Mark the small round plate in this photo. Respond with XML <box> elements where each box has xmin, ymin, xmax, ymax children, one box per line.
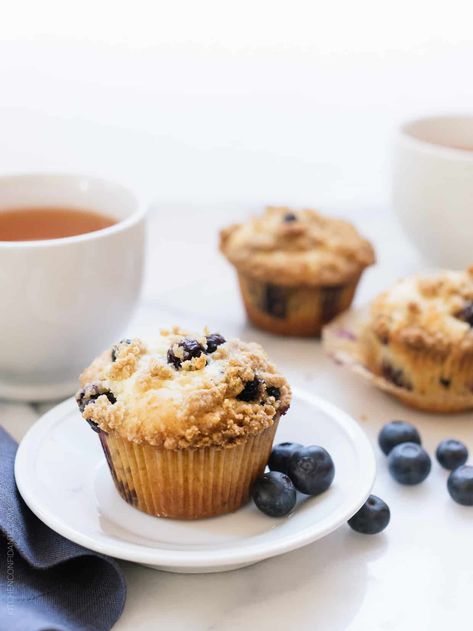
<box><xmin>15</xmin><ymin>389</ymin><xmax>375</xmax><ymax>573</ymax></box>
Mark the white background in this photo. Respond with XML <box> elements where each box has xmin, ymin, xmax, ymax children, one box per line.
<box><xmin>0</xmin><ymin>0</ymin><xmax>472</xmax><ymax>207</ymax></box>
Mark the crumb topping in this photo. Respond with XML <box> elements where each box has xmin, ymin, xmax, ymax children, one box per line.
<box><xmin>220</xmin><ymin>206</ymin><xmax>375</xmax><ymax>285</ymax></box>
<box><xmin>369</xmin><ymin>268</ymin><xmax>473</xmax><ymax>355</ymax></box>
<box><xmin>76</xmin><ymin>327</ymin><xmax>291</xmax><ymax>449</ymax></box>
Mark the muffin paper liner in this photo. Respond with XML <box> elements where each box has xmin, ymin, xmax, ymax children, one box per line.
<box><xmin>322</xmin><ymin>306</ymin><xmax>473</xmax><ymax>413</ymax></box>
<box><xmin>98</xmin><ymin>419</ymin><xmax>279</xmax><ymax>519</ymax></box>
<box><xmin>237</xmin><ymin>272</ymin><xmax>361</xmax><ymax>337</ymax></box>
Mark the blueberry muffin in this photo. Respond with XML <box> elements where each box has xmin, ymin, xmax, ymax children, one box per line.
<box><xmin>76</xmin><ymin>327</ymin><xmax>291</xmax><ymax>519</ymax></box>
<box><xmin>363</xmin><ymin>268</ymin><xmax>473</xmax><ymax>412</ymax></box>
<box><xmin>220</xmin><ymin>206</ymin><xmax>375</xmax><ymax>336</ymax></box>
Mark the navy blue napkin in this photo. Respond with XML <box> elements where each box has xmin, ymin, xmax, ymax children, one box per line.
<box><xmin>0</xmin><ymin>426</ymin><xmax>126</xmax><ymax>631</ymax></box>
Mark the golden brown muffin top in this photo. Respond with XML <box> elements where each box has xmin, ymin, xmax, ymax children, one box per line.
<box><xmin>369</xmin><ymin>268</ymin><xmax>473</xmax><ymax>356</ymax></box>
<box><xmin>76</xmin><ymin>327</ymin><xmax>291</xmax><ymax>449</ymax></box>
<box><xmin>220</xmin><ymin>206</ymin><xmax>375</xmax><ymax>286</ymax></box>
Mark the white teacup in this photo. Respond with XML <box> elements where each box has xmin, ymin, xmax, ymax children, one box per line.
<box><xmin>392</xmin><ymin>115</ymin><xmax>473</xmax><ymax>268</ymax></box>
<box><xmin>0</xmin><ymin>174</ymin><xmax>145</xmax><ymax>401</ymax></box>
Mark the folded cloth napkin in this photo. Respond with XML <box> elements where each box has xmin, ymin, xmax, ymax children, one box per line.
<box><xmin>0</xmin><ymin>426</ymin><xmax>126</xmax><ymax>631</ymax></box>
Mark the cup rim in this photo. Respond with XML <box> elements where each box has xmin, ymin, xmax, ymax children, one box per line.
<box><xmin>399</xmin><ymin>114</ymin><xmax>473</xmax><ymax>161</ymax></box>
<box><xmin>0</xmin><ymin>172</ymin><xmax>146</xmax><ymax>248</ymax></box>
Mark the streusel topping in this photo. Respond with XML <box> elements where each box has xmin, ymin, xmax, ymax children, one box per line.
<box><xmin>220</xmin><ymin>206</ymin><xmax>375</xmax><ymax>285</ymax></box>
<box><xmin>369</xmin><ymin>269</ymin><xmax>473</xmax><ymax>355</ymax></box>
<box><xmin>76</xmin><ymin>327</ymin><xmax>291</xmax><ymax>449</ymax></box>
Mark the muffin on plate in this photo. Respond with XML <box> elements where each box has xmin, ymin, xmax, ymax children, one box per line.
<box><xmin>75</xmin><ymin>327</ymin><xmax>291</xmax><ymax>519</ymax></box>
<box><xmin>220</xmin><ymin>206</ymin><xmax>375</xmax><ymax>336</ymax></box>
<box><xmin>361</xmin><ymin>268</ymin><xmax>473</xmax><ymax>412</ymax></box>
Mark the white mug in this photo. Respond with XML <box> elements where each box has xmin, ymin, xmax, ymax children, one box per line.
<box><xmin>0</xmin><ymin>173</ymin><xmax>145</xmax><ymax>401</ymax></box>
<box><xmin>392</xmin><ymin>115</ymin><xmax>473</xmax><ymax>268</ymax></box>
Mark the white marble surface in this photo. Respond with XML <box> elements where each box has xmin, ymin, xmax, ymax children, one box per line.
<box><xmin>2</xmin><ymin>205</ymin><xmax>473</xmax><ymax>630</ymax></box>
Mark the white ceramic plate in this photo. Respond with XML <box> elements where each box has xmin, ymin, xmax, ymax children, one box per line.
<box><xmin>15</xmin><ymin>389</ymin><xmax>375</xmax><ymax>573</ymax></box>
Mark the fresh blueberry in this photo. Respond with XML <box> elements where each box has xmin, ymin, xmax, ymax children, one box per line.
<box><xmin>283</xmin><ymin>212</ymin><xmax>297</xmax><ymax>222</ymax></box>
<box><xmin>167</xmin><ymin>338</ymin><xmax>206</xmax><ymax>369</ymax></box>
<box><xmin>388</xmin><ymin>442</ymin><xmax>431</xmax><ymax>485</ymax></box>
<box><xmin>456</xmin><ymin>302</ymin><xmax>473</xmax><ymax>327</ymax></box>
<box><xmin>205</xmin><ymin>333</ymin><xmax>226</xmax><ymax>353</ymax></box>
<box><xmin>266</xmin><ymin>386</ymin><xmax>281</xmax><ymax>400</ymax></box>
<box><xmin>348</xmin><ymin>495</ymin><xmax>391</xmax><ymax>534</ymax></box>
<box><xmin>237</xmin><ymin>377</ymin><xmax>261</xmax><ymax>402</ymax></box>
<box><xmin>378</xmin><ymin>420</ymin><xmax>421</xmax><ymax>455</ymax></box>
<box><xmin>288</xmin><ymin>445</ymin><xmax>335</xmax><ymax>495</ymax></box>
<box><xmin>447</xmin><ymin>466</ymin><xmax>473</xmax><ymax>506</ymax></box>
<box><xmin>252</xmin><ymin>471</ymin><xmax>297</xmax><ymax>517</ymax></box>
<box><xmin>436</xmin><ymin>439</ymin><xmax>468</xmax><ymax>470</ymax></box>
<box><xmin>268</xmin><ymin>442</ymin><xmax>303</xmax><ymax>474</ymax></box>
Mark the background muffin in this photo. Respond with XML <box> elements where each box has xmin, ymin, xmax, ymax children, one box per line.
<box><xmin>76</xmin><ymin>327</ymin><xmax>291</xmax><ymax>519</ymax></box>
<box><xmin>362</xmin><ymin>268</ymin><xmax>473</xmax><ymax>412</ymax></box>
<box><xmin>220</xmin><ymin>206</ymin><xmax>375</xmax><ymax>336</ymax></box>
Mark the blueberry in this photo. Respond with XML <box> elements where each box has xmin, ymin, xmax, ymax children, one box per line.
<box><xmin>436</xmin><ymin>439</ymin><xmax>468</xmax><ymax>470</ymax></box>
<box><xmin>237</xmin><ymin>377</ymin><xmax>261</xmax><ymax>402</ymax></box>
<box><xmin>381</xmin><ymin>362</ymin><xmax>412</xmax><ymax>390</ymax></box>
<box><xmin>111</xmin><ymin>338</ymin><xmax>132</xmax><ymax>362</ymax></box>
<box><xmin>205</xmin><ymin>333</ymin><xmax>226</xmax><ymax>353</ymax></box>
<box><xmin>251</xmin><ymin>471</ymin><xmax>297</xmax><ymax>517</ymax></box>
<box><xmin>167</xmin><ymin>338</ymin><xmax>206</xmax><ymax>369</ymax></box>
<box><xmin>283</xmin><ymin>212</ymin><xmax>297</xmax><ymax>222</ymax></box>
<box><xmin>263</xmin><ymin>283</ymin><xmax>287</xmax><ymax>319</ymax></box>
<box><xmin>456</xmin><ymin>302</ymin><xmax>473</xmax><ymax>327</ymax></box>
<box><xmin>86</xmin><ymin>419</ymin><xmax>101</xmax><ymax>433</ymax></box>
<box><xmin>266</xmin><ymin>386</ymin><xmax>281</xmax><ymax>400</ymax></box>
<box><xmin>268</xmin><ymin>442</ymin><xmax>303</xmax><ymax>474</ymax></box>
<box><xmin>378</xmin><ymin>420</ymin><xmax>421</xmax><ymax>455</ymax></box>
<box><xmin>76</xmin><ymin>383</ymin><xmax>116</xmax><ymax>413</ymax></box>
<box><xmin>348</xmin><ymin>495</ymin><xmax>391</xmax><ymax>534</ymax></box>
<box><xmin>447</xmin><ymin>466</ymin><xmax>473</xmax><ymax>506</ymax></box>
<box><xmin>288</xmin><ymin>445</ymin><xmax>335</xmax><ymax>495</ymax></box>
<box><xmin>388</xmin><ymin>442</ymin><xmax>431</xmax><ymax>485</ymax></box>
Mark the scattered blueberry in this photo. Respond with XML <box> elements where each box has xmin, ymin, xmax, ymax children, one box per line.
<box><xmin>167</xmin><ymin>338</ymin><xmax>206</xmax><ymax>369</ymax></box>
<box><xmin>266</xmin><ymin>386</ymin><xmax>281</xmax><ymax>400</ymax></box>
<box><xmin>348</xmin><ymin>495</ymin><xmax>391</xmax><ymax>534</ymax></box>
<box><xmin>111</xmin><ymin>338</ymin><xmax>132</xmax><ymax>362</ymax></box>
<box><xmin>283</xmin><ymin>212</ymin><xmax>297</xmax><ymax>222</ymax></box>
<box><xmin>268</xmin><ymin>442</ymin><xmax>303</xmax><ymax>475</ymax></box>
<box><xmin>237</xmin><ymin>377</ymin><xmax>261</xmax><ymax>402</ymax></box>
<box><xmin>388</xmin><ymin>442</ymin><xmax>431</xmax><ymax>485</ymax></box>
<box><xmin>205</xmin><ymin>333</ymin><xmax>226</xmax><ymax>353</ymax></box>
<box><xmin>447</xmin><ymin>466</ymin><xmax>473</xmax><ymax>505</ymax></box>
<box><xmin>439</xmin><ymin>377</ymin><xmax>451</xmax><ymax>389</ymax></box>
<box><xmin>436</xmin><ymin>439</ymin><xmax>468</xmax><ymax>470</ymax></box>
<box><xmin>456</xmin><ymin>301</ymin><xmax>473</xmax><ymax>327</ymax></box>
<box><xmin>288</xmin><ymin>445</ymin><xmax>335</xmax><ymax>495</ymax></box>
<box><xmin>76</xmin><ymin>383</ymin><xmax>116</xmax><ymax>413</ymax></box>
<box><xmin>378</xmin><ymin>420</ymin><xmax>421</xmax><ymax>455</ymax></box>
<box><xmin>252</xmin><ymin>471</ymin><xmax>297</xmax><ymax>517</ymax></box>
